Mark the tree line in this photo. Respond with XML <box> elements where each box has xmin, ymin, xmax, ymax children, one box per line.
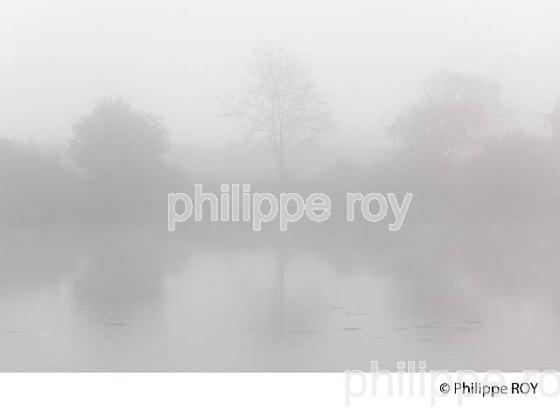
<box><xmin>1</xmin><ymin>45</ymin><xmax>559</xmax><ymax>229</ymax></box>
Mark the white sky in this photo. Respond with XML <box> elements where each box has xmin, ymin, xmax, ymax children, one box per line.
<box><xmin>2</xmin><ymin>0</ymin><xmax>560</xmax><ymax>151</ymax></box>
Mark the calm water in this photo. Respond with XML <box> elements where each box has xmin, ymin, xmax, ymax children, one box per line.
<box><xmin>0</xmin><ymin>227</ymin><xmax>559</xmax><ymax>371</ymax></box>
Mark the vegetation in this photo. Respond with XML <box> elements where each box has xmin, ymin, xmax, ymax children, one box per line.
<box><xmin>1</xmin><ymin>50</ymin><xmax>558</xmax><ymax>232</ymax></box>
<box><xmin>226</xmin><ymin>46</ymin><xmax>331</xmax><ymax>177</ymax></box>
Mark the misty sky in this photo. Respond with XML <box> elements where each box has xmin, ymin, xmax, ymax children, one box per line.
<box><xmin>2</xmin><ymin>0</ymin><xmax>560</xmax><ymax>155</ymax></box>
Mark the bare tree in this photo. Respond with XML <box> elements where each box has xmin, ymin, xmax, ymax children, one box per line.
<box><xmin>388</xmin><ymin>71</ymin><xmax>501</xmax><ymax>161</ymax></box>
<box><xmin>227</xmin><ymin>46</ymin><xmax>330</xmax><ymax>176</ymax></box>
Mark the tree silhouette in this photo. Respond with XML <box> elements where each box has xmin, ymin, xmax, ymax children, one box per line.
<box><xmin>388</xmin><ymin>71</ymin><xmax>501</xmax><ymax>161</ymax></box>
<box><xmin>71</xmin><ymin>98</ymin><xmax>169</xmax><ymax>181</ymax></box>
<box><xmin>227</xmin><ymin>46</ymin><xmax>330</xmax><ymax>176</ymax></box>
<box><xmin>70</xmin><ymin>98</ymin><xmax>170</xmax><ymax>221</ymax></box>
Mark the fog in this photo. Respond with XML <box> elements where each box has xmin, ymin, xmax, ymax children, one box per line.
<box><xmin>3</xmin><ymin>0</ymin><xmax>560</xmax><ymax>151</ymax></box>
<box><xmin>1</xmin><ymin>0</ymin><xmax>560</xmax><ymax>371</ymax></box>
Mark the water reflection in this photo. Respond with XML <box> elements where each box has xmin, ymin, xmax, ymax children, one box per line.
<box><xmin>0</xmin><ymin>226</ymin><xmax>558</xmax><ymax>371</ymax></box>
